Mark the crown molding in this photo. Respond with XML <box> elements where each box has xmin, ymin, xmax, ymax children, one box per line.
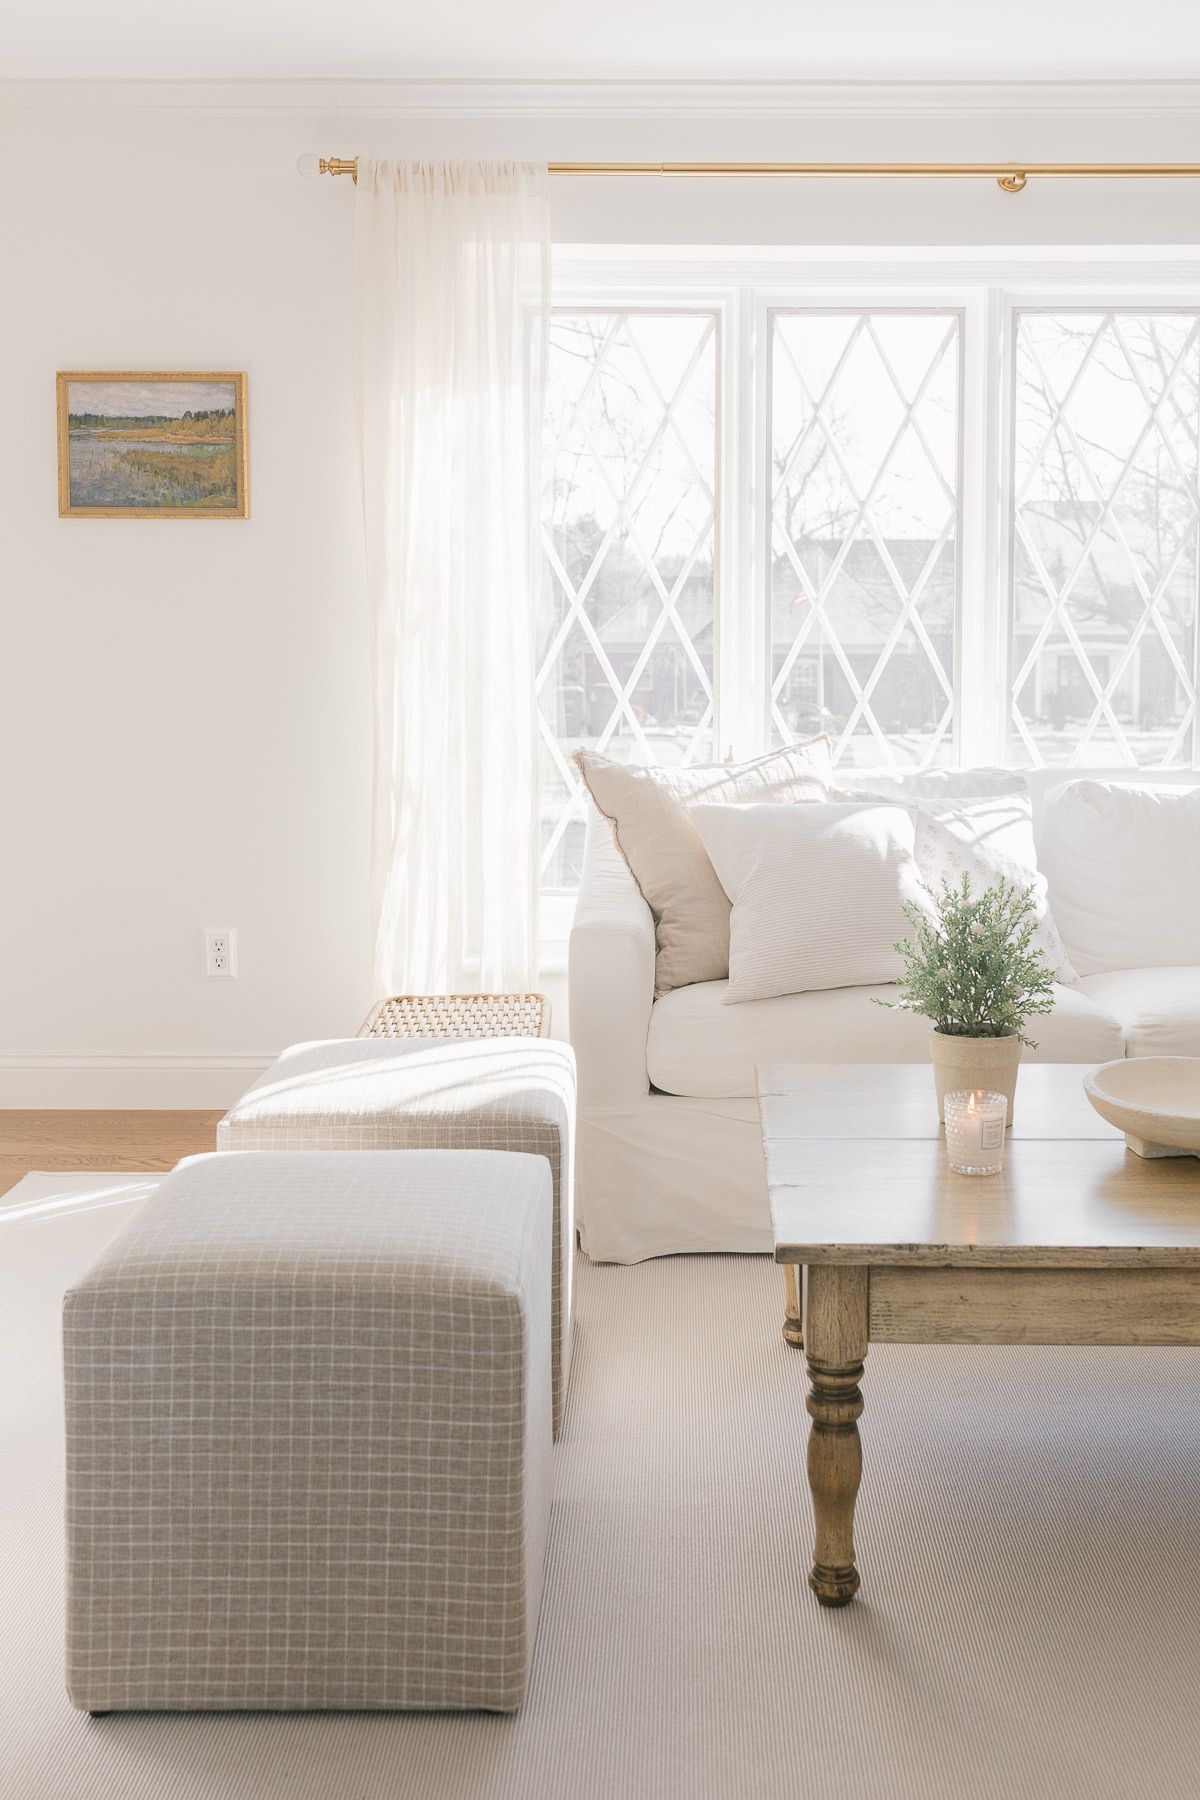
<box><xmin>5</xmin><ymin>78</ymin><xmax>1200</xmax><ymax>121</ymax></box>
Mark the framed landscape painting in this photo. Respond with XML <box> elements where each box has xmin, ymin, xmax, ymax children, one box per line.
<box><xmin>57</xmin><ymin>371</ymin><xmax>248</xmax><ymax>518</ymax></box>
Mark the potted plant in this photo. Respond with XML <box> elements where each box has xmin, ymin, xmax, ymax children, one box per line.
<box><xmin>878</xmin><ymin>873</ymin><xmax>1056</xmax><ymax>1124</ymax></box>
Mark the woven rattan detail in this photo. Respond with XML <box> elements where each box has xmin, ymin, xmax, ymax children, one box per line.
<box><xmin>358</xmin><ymin>993</ymin><xmax>550</xmax><ymax>1041</ymax></box>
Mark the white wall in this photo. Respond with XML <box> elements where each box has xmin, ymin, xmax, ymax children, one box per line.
<box><xmin>2</xmin><ymin>80</ymin><xmax>1199</xmax><ymax>1104</ymax></box>
<box><xmin>0</xmin><ymin>101</ymin><xmax>372</xmax><ymax>1104</ymax></box>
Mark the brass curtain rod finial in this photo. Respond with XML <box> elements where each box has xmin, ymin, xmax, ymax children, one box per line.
<box><xmin>297</xmin><ymin>153</ymin><xmax>360</xmax><ymax>182</ymax></box>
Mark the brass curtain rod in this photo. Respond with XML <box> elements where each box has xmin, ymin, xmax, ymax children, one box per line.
<box><xmin>313</xmin><ymin>156</ymin><xmax>1200</xmax><ymax>194</ymax></box>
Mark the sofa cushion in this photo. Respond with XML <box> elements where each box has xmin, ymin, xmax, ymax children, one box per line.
<box><xmin>574</xmin><ymin>738</ymin><xmax>830</xmax><ymax>997</ymax></box>
<box><xmin>1075</xmin><ymin>968</ymin><xmax>1200</xmax><ymax>1058</ymax></box>
<box><xmin>1039</xmin><ymin>780</ymin><xmax>1200</xmax><ymax>976</ymax></box>
<box><xmin>646</xmin><ymin>978</ymin><xmax>1125</xmax><ymax>1100</ymax></box>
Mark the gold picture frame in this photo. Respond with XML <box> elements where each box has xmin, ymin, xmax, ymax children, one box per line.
<box><xmin>57</xmin><ymin>371</ymin><xmax>249</xmax><ymax>519</ymax></box>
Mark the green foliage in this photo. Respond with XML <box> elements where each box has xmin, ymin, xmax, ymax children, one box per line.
<box><xmin>69</xmin><ymin>409</ymin><xmax>233</xmax><ymax>432</ymax></box>
<box><xmin>877</xmin><ymin>873</ymin><xmax>1056</xmax><ymax>1047</ymax></box>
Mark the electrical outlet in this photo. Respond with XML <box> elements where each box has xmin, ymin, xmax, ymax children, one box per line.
<box><xmin>204</xmin><ymin>928</ymin><xmax>238</xmax><ymax>979</ymax></box>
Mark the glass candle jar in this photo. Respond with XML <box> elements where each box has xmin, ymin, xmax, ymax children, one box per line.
<box><xmin>944</xmin><ymin>1089</ymin><xmax>1008</xmax><ymax>1175</ymax></box>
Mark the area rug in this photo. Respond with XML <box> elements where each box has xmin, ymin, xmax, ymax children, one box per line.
<box><xmin>3</xmin><ymin>1171</ymin><xmax>1199</xmax><ymax>1800</ymax></box>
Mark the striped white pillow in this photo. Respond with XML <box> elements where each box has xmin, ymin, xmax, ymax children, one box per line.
<box><xmin>691</xmin><ymin>800</ymin><xmax>931</xmax><ymax>1003</ymax></box>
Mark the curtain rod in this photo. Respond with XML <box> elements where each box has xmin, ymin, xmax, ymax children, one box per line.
<box><xmin>303</xmin><ymin>155</ymin><xmax>1200</xmax><ymax>195</ymax></box>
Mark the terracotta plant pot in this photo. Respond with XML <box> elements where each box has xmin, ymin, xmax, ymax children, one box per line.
<box><xmin>928</xmin><ymin>1028</ymin><xmax>1022</xmax><ymax>1126</ymax></box>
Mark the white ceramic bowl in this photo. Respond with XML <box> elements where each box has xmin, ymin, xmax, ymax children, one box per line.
<box><xmin>1083</xmin><ymin>1057</ymin><xmax>1200</xmax><ymax>1158</ymax></box>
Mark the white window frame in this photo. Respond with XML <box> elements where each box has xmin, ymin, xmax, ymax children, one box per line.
<box><xmin>540</xmin><ymin>247</ymin><xmax>1200</xmax><ymax>948</ymax></box>
<box><xmin>761</xmin><ymin>296</ymin><xmax>969</xmax><ymax>768</ymax></box>
<box><xmin>539</xmin><ymin>282</ymin><xmax>733</xmax><ymax>949</ymax></box>
<box><xmin>1000</xmin><ymin>289</ymin><xmax>1200</xmax><ymax>771</ymax></box>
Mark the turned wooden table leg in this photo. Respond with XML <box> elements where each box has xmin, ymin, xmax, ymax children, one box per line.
<box><xmin>804</xmin><ymin>1265</ymin><xmax>868</xmax><ymax>1607</ymax></box>
<box><xmin>782</xmin><ymin>1262</ymin><xmax>804</xmax><ymax>1347</ymax></box>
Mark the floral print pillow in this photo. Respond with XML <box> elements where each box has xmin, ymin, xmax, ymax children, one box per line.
<box><xmin>912</xmin><ymin>795</ymin><xmax>1077</xmax><ymax>984</ymax></box>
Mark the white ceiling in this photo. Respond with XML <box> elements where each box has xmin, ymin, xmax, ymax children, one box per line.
<box><xmin>5</xmin><ymin>0</ymin><xmax>1200</xmax><ymax>82</ymax></box>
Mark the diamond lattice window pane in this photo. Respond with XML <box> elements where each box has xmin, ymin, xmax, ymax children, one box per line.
<box><xmin>1010</xmin><ymin>311</ymin><xmax>1200</xmax><ymax>768</ymax></box>
<box><xmin>538</xmin><ymin>313</ymin><xmax>717</xmax><ymax>888</ymax></box>
<box><xmin>769</xmin><ymin>312</ymin><xmax>960</xmax><ymax>769</ymax></box>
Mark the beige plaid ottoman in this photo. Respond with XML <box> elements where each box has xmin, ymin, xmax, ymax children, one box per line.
<box><xmin>63</xmin><ymin>1150</ymin><xmax>552</xmax><ymax>1714</ymax></box>
<box><xmin>218</xmin><ymin>1037</ymin><xmax>575</xmax><ymax>1435</ymax></box>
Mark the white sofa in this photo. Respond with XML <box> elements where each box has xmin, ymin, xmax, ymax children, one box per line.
<box><xmin>569</xmin><ymin>769</ymin><xmax>1200</xmax><ymax>1263</ymax></box>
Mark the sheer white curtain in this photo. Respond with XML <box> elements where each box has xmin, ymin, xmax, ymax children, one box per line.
<box><xmin>355</xmin><ymin>159</ymin><xmax>550</xmax><ymax>995</ymax></box>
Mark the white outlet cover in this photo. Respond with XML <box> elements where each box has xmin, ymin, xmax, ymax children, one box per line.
<box><xmin>204</xmin><ymin>928</ymin><xmax>238</xmax><ymax>978</ymax></box>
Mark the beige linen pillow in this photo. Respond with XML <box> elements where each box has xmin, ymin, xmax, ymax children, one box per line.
<box><xmin>576</xmin><ymin>738</ymin><xmax>831</xmax><ymax>995</ymax></box>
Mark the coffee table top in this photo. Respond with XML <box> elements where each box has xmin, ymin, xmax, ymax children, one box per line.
<box><xmin>759</xmin><ymin>1064</ymin><xmax>1200</xmax><ymax>1270</ymax></box>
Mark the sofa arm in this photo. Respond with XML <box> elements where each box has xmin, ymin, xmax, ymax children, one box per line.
<box><xmin>569</xmin><ymin>809</ymin><xmax>655</xmax><ymax>1107</ymax></box>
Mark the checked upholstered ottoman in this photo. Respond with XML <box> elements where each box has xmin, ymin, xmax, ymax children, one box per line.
<box><xmin>63</xmin><ymin>1150</ymin><xmax>552</xmax><ymax>1714</ymax></box>
<box><xmin>218</xmin><ymin>1036</ymin><xmax>576</xmax><ymax>1435</ymax></box>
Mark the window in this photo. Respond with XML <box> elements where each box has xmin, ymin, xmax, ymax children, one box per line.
<box><xmin>538</xmin><ymin>267</ymin><xmax>1200</xmax><ymax>893</ymax></box>
<box><xmin>769</xmin><ymin>310</ymin><xmax>960</xmax><ymax>766</ymax></box>
<box><xmin>538</xmin><ymin>312</ymin><xmax>717</xmax><ymax>888</ymax></box>
<box><xmin>1010</xmin><ymin>310</ymin><xmax>1199</xmax><ymax>768</ymax></box>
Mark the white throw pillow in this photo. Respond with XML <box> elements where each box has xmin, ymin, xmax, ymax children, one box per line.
<box><xmin>691</xmin><ymin>800</ymin><xmax>930</xmax><ymax>1004</ymax></box>
<box><xmin>911</xmin><ymin>795</ymin><xmax>1078</xmax><ymax>984</ymax></box>
<box><xmin>1038</xmin><ymin>781</ymin><xmax>1200</xmax><ymax>977</ymax></box>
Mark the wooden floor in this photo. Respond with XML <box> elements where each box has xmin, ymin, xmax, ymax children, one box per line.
<box><xmin>0</xmin><ymin>1111</ymin><xmax>222</xmax><ymax>1199</ymax></box>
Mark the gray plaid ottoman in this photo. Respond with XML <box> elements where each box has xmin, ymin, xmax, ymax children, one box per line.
<box><xmin>218</xmin><ymin>1037</ymin><xmax>575</xmax><ymax>1435</ymax></box>
<box><xmin>63</xmin><ymin>1150</ymin><xmax>552</xmax><ymax>1714</ymax></box>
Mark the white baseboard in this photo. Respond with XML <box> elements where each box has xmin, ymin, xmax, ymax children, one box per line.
<box><xmin>0</xmin><ymin>1055</ymin><xmax>274</xmax><ymax>1110</ymax></box>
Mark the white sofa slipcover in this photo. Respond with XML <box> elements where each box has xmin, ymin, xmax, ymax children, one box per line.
<box><xmin>1075</xmin><ymin>969</ymin><xmax>1200</xmax><ymax>1058</ymax></box>
<box><xmin>647</xmin><ymin>977</ymin><xmax>1124</xmax><ymax>1101</ymax></box>
<box><xmin>570</xmin><ymin>769</ymin><xmax>1200</xmax><ymax>1264</ymax></box>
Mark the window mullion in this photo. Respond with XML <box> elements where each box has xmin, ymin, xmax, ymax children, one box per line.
<box><xmin>747</xmin><ymin>290</ymin><xmax>772</xmax><ymax>758</ymax></box>
<box><xmin>712</xmin><ymin>285</ymin><xmax>764</xmax><ymax>763</ymax></box>
<box><xmin>712</xmin><ymin>289</ymin><xmax>740</xmax><ymax>762</ymax></box>
<box><xmin>992</xmin><ymin>287</ymin><xmax>1019</xmax><ymax>767</ymax></box>
<box><xmin>959</xmin><ymin>285</ymin><xmax>1007</xmax><ymax>765</ymax></box>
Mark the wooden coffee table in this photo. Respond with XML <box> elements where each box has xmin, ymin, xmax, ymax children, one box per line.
<box><xmin>758</xmin><ymin>1063</ymin><xmax>1200</xmax><ymax>1608</ymax></box>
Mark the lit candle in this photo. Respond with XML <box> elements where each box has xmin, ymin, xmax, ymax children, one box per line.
<box><xmin>944</xmin><ymin>1089</ymin><xmax>1008</xmax><ymax>1176</ymax></box>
